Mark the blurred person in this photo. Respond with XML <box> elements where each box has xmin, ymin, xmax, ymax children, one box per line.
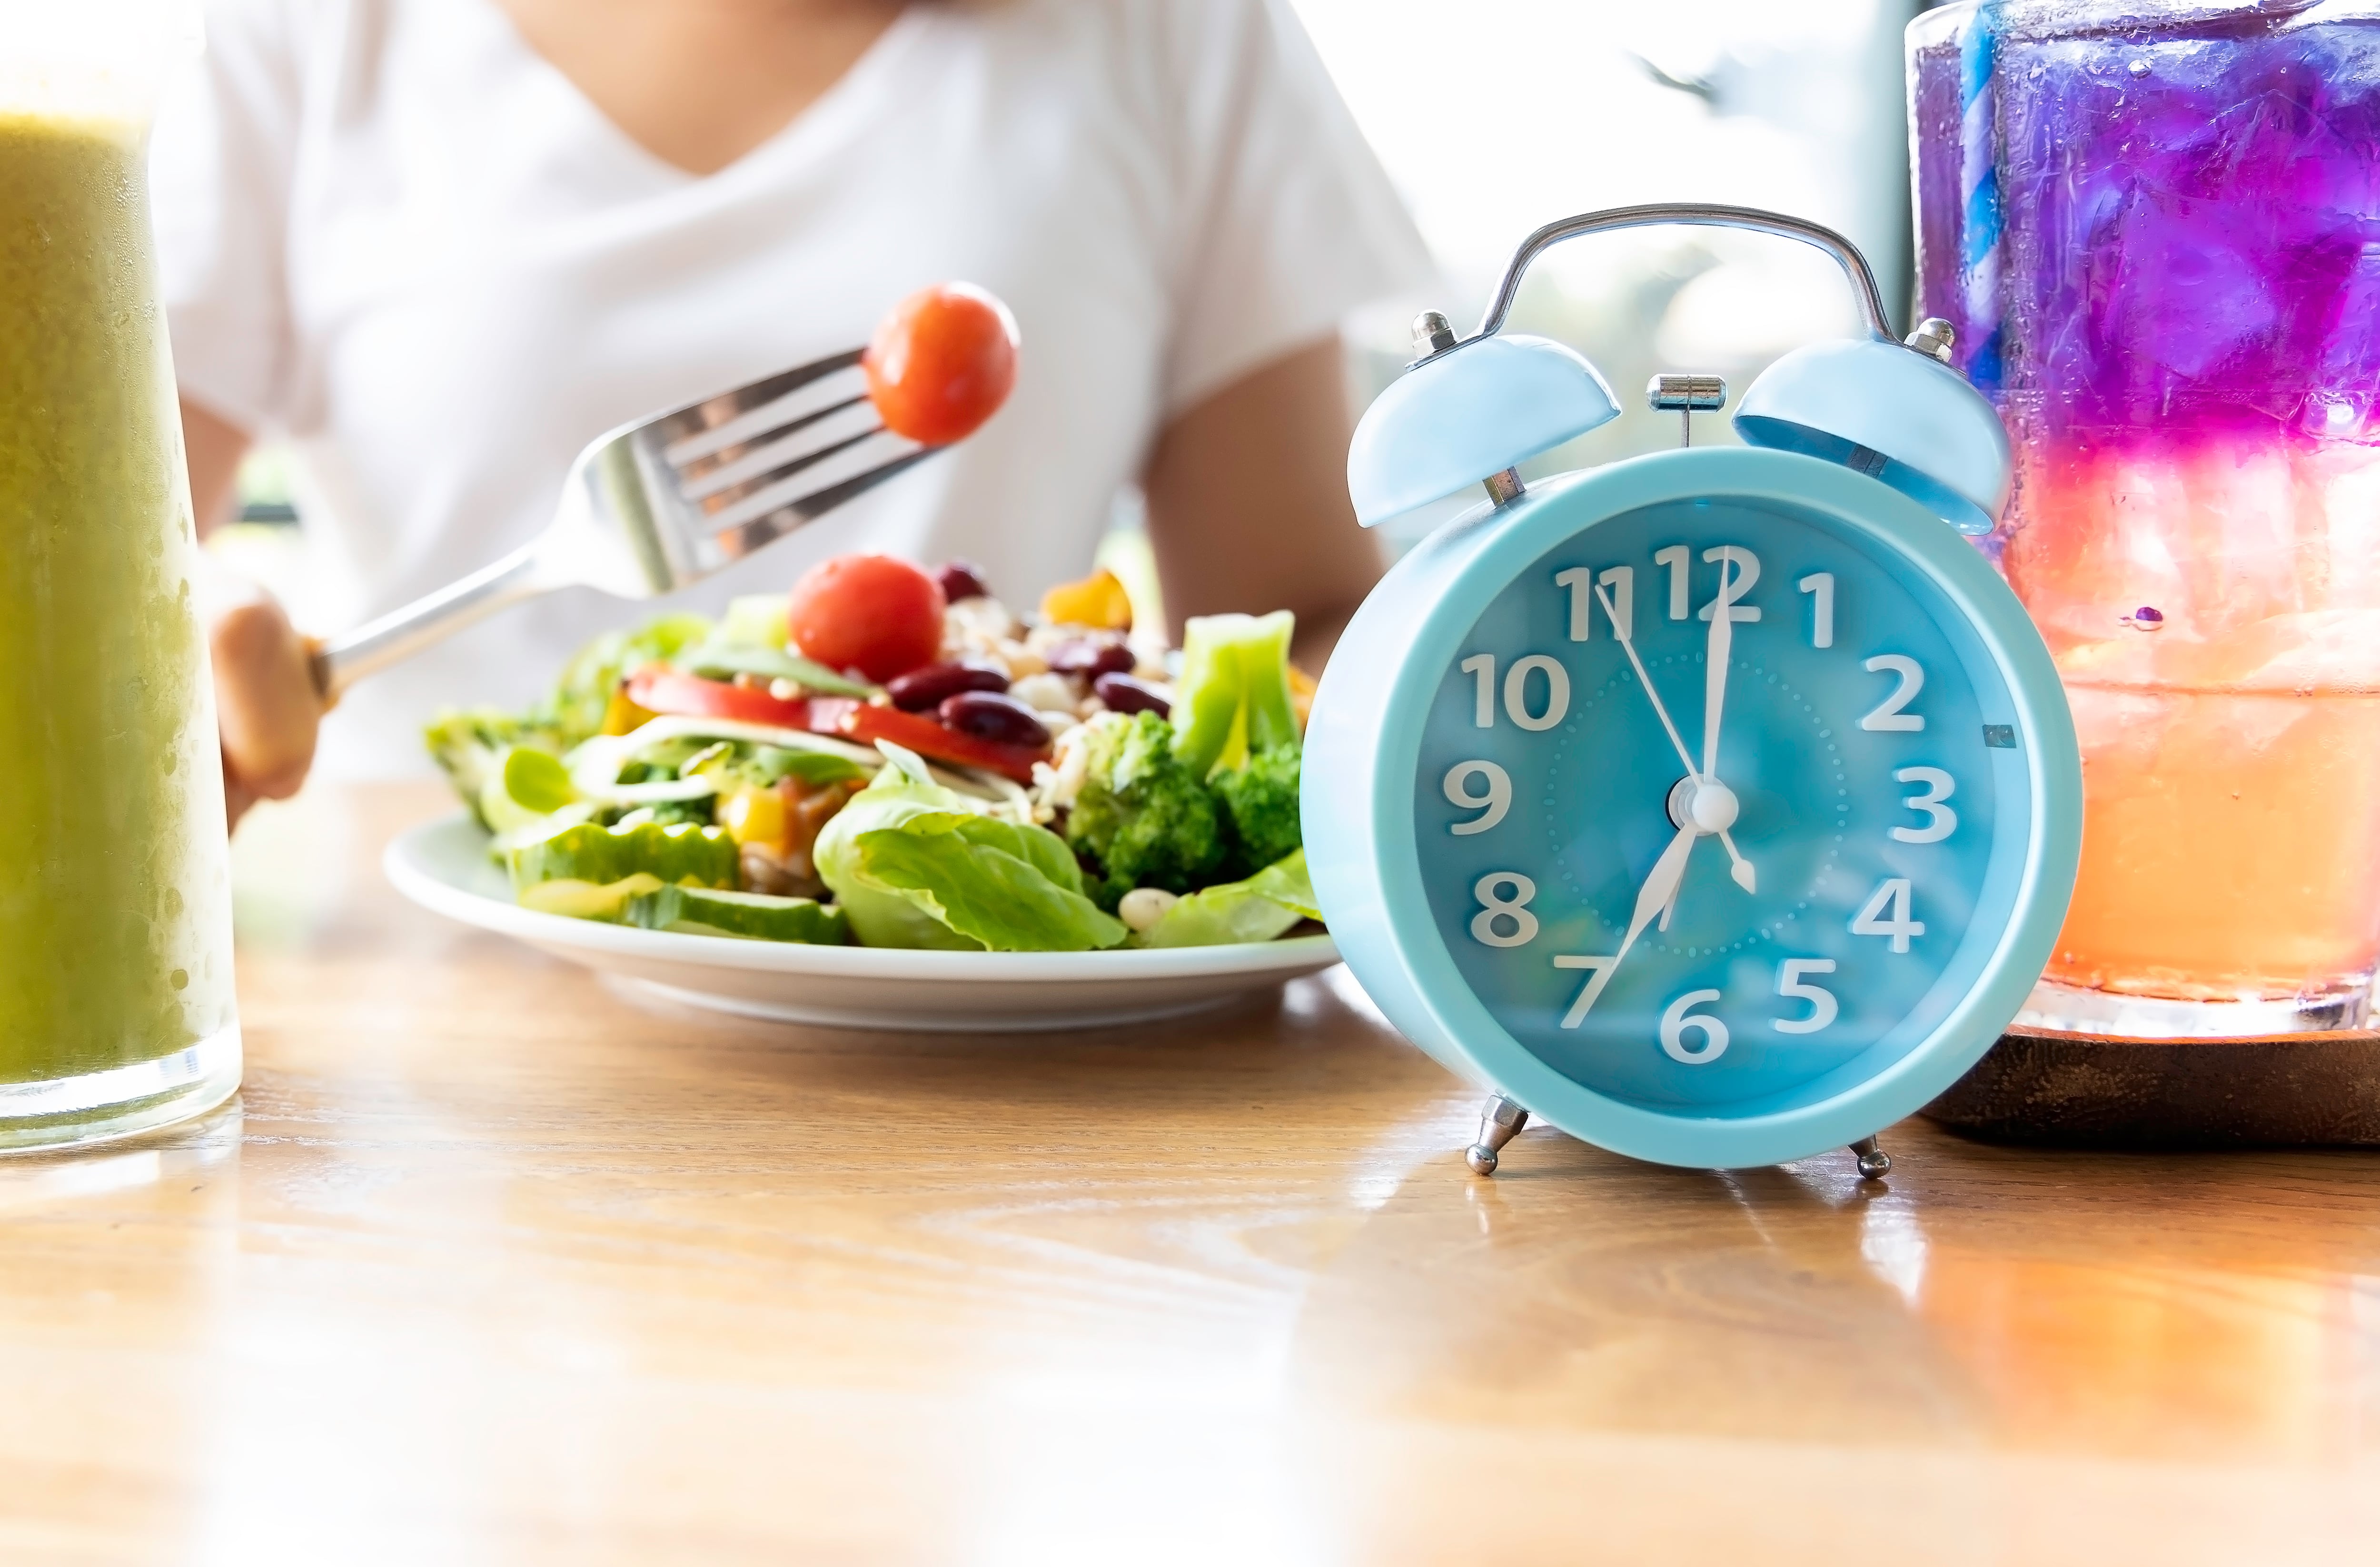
<box><xmin>163</xmin><ymin>0</ymin><xmax>1432</xmax><ymax>821</ymax></box>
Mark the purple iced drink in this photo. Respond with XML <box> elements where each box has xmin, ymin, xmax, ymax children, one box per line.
<box><xmin>1914</xmin><ymin>0</ymin><xmax>2380</xmax><ymax>443</ymax></box>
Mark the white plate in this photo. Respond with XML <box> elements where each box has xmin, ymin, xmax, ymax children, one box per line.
<box><xmin>385</xmin><ymin>814</ymin><xmax>1342</xmax><ymax>1032</ymax></box>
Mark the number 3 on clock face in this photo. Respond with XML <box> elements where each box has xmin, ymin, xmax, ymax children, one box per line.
<box><xmin>1411</xmin><ymin>489</ymin><xmax>2031</xmax><ymax>1118</ymax></box>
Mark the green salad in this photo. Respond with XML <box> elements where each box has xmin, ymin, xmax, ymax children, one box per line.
<box><xmin>425</xmin><ymin>555</ymin><xmax>1320</xmax><ymax>952</ymax></box>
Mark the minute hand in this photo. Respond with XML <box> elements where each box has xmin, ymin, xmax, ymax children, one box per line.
<box><xmin>1703</xmin><ymin>563</ymin><xmax>1734</xmax><ymax>777</ymax></box>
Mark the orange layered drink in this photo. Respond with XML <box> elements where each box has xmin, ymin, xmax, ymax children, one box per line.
<box><xmin>2011</xmin><ymin>442</ymin><xmax>2380</xmax><ymax>1023</ymax></box>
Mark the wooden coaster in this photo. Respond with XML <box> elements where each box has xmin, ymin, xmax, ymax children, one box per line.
<box><xmin>1922</xmin><ymin>1025</ymin><xmax>2380</xmax><ymax>1148</ymax></box>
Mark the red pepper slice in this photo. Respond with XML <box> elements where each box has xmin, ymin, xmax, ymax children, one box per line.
<box><xmin>841</xmin><ymin>703</ymin><xmax>1048</xmax><ymax>784</ymax></box>
<box><xmin>625</xmin><ymin>668</ymin><xmax>818</xmax><ymax>730</ymax></box>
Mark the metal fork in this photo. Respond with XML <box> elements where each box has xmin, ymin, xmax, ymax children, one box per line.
<box><xmin>308</xmin><ymin>347</ymin><xmax>935</xmax><ymax>697</ymax></box>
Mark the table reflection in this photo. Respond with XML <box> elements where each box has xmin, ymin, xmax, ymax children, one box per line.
<box><xmin>1293</xmin><ymin>1120</ymin><xmax>2380</xmax><ymax>1467</ymax></box>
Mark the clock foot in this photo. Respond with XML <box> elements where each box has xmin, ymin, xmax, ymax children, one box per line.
<box><xmin>1850</xmin><ymin>1136</ymin><xmax>1892</xmax><ymax>1181</ymax></box>
<box><xmin>1466</xmin><ymin>1095</ymin><xmax>1530</xmax><ymax>1175</ymax></box>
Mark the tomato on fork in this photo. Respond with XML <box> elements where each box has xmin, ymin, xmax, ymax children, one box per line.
<box><xmin>863</xmin><ymin>282</ymin><xmax>1020</xmax><ymax>447</ymax></box>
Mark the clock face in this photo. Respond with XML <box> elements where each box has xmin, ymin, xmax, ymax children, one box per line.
<box><xmin>1414</xmin><ymin>492</ymin><xmax>2032</xmax><ymax>1118</ymax></box>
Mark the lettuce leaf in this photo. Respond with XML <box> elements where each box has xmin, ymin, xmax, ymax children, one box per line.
<box><xmin>681</xmin><ymin>642</ymin><xmax>876</xmax><ymax>698</ymax></box>
<box><xmin>719</xmin><ymin>594</ymin><xmax>791</xmax><ymax>651</ymax></box>
<box><xmin>503</xmin><ymin>747</ymin><xmax>580</xmax><ymax>813</ymax></box>
<box><xmin>1137</xmin><ymin>850</ymin><xmax>1319</xmax><ymax>948</ymax></box>
<box><xmin>815</xmin><ymin>749</ymin><xmax>1127</xmax><ymax>952</ymax></box>
<box><xmin>534</xmin><ymin>612</ymin><xmax>715</xmax><ymax>744</ymax></box>
<box><xmin>426</xmin><ymin>708</ymin><xmax>564</xmax><ymax>829</ymax></box>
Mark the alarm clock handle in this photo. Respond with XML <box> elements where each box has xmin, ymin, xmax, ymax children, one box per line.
<box><xmin>1471</xmin><ymin>203</ymin><xmax>1894</xmax><ymax>345</ymax></box>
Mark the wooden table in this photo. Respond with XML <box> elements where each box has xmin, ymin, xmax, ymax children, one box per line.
<box><xmin>1</xmin><ymin>784</ymin><xmax>2374</xmax><ymax>1564</ymax></box>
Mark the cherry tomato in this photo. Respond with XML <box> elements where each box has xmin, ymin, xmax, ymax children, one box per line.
<box><xmin>625</xmin><ymin>668</ymin><xmax>849</xmax><ymax>732</ymax></box>
<box><xmin>785</xmin><ymin>554</ymin><xmax>947</xmax><ymax>683</ymax></box>
<box><xmin>863</xmin><ymin>283</ymin><xmax>1020</xmax><ymax>446</ymax></box>
<box><xmin>842</xmin><ymin>704</ymin><xmax>1048</xmax><ymax>784</ymax></box>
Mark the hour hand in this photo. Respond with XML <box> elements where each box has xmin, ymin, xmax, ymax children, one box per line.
<box><xmin>1560</xmin><ymin>823</ymin><xmax>1696</xmax><ymax>1032</ymax></box>
<box><xmin>1628</xmin><ymin>822</ymin><xmax>1699</xmax><ymax>952</ymax></box>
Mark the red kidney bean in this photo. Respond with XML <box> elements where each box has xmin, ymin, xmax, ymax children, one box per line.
<box><xmin>1094</xmin><ymin>673</ymin><xmax>1170</xmax><ymax>718</ymax></box>
<box><xmin>939</xmin><ymin>690</ymin><xmax>1051</xmax><ymax>749</ymax></box>
<box><xmin>934</xmin><ymin>560</ymin><xmax>992</xmax><ymax>603</ymax></box>
<box><xmin>887</xmin><ymin>660</ymin><xmax>1009</xmax><ymax>711</ymax></box>
<box><xmin>1046</xmin><ymin>638</ymin><xmax>1136</xmax><ymax>678</ymax></box>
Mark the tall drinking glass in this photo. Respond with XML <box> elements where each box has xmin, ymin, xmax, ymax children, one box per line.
<box><xmin>1911</xmin><ymin>0</ymin><xmax>2380</xmax><ymax>1039</ymax></box>
<box><xmin>0</xmin><ymin>0</ymin><xmax>241</xmax><ymax>1147</ymax></box>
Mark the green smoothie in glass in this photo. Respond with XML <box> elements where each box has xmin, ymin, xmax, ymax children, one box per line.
<box><xmin>0</xmin><ymin>105</ymin><xmax>241</xmax><ymax>1147</ymax></box>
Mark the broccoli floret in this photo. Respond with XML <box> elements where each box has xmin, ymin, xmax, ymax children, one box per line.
<box><xmin>1167</xmin><ymin>611</ymin><xmax>1304</xmax><ymax>876</ymax></box>
<box><xmin>1173</xmin><ymin>611</ymin><xmax>1299</xmax><ymax>776</ymax></box>
<box><xmin>1063</xmin><ymin>712</ymin><xmax>1226</xmax><ymax>909</ymax></box>
<box><xmin>424</xmin><ymin>707</ymin><xmax>563</xmax><ymax>828</ymax></box>
<box><xmin>1211</xmin><ymin>741</ymin><xmax>1301</xmax><ymax>876</ymax></box>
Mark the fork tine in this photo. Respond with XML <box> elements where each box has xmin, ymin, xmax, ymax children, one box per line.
<box><xmin>674</xmin><ymin>398</ymin><xmax>881</xmax><ymax>502</ymax></box>
<box><xmin>708</xmin><ymin>448</ymin><xmax>937</xmax><ymax>562</ymax></box>
<box><xmin>663</xmin><ymin>357</ymin><xmax>867</xmax><ymax>468</ymax></box>
<box><xmin>689</xmin><ymin>425</ymin><xmax>912</xmax><ymax>532</ymax></box>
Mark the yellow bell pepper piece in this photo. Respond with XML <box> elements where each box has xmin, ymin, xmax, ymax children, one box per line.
<box><xmin>1287</xmin><ymin>662</ymin><xmax>1317</xmax><ymax>733</ymax></box>
<box><xmin>1040</xmin><ymin>567</ymin><xmax>1133</xmax><ymax>631</ymax></box>
<box><xmin>601</xmin><ymin>684</ymin><xmax>657</xmax><ymax>736</ymax></box>
<box><xmin>718</xmin><ymin>785</ymin><xmax>789</xmax><ymax>849</ymax></box>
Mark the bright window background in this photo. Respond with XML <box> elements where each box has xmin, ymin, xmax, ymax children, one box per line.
<box><xmin>1297</xmin><ymin>0</ymin><xmax>1930</xmax><ymax>542</ymax></box>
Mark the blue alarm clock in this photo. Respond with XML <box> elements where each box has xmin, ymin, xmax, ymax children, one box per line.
<box><xmin>1305</xmin><ymin>205</ymin><xmax>2082</xmax><ymax>1180</ymax></box>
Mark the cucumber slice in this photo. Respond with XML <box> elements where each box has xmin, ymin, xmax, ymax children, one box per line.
<box><xmin>518</xmin><ymin>873</ymin><xmax>665</xmax><ymax>921</ymax></box>
<box><xmin>507</xmin><ymin>819</ymin><xmax>738</xmax><ymax>895</ymax></box>
<box><xmin>624</xmin><ymin>885</ymin><xmax>850</xmax><ymax>944</ymax></box>
<box><xmin>751</xmin><ymin>746</ymin><xmax>869</xmax><ymax>788</ymax></box>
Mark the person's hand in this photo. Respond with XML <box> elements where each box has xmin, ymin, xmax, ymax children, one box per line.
<box><xmin>207</xmin><ymin>583</ymin><xmax>321</xmax><ymax>829</ymax></box>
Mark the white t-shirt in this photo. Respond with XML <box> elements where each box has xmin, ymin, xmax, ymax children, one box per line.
<box><xmin>153</xmin><ymin>0</ymin><xmax>1432</xmax><ymax>777</ymax></box>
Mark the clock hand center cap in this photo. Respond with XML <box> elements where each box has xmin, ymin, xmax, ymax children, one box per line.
<box><xmin>1666</xmin><ymin>775</ymin><xmax>1741</xmax><ymax>835</ymax></box>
